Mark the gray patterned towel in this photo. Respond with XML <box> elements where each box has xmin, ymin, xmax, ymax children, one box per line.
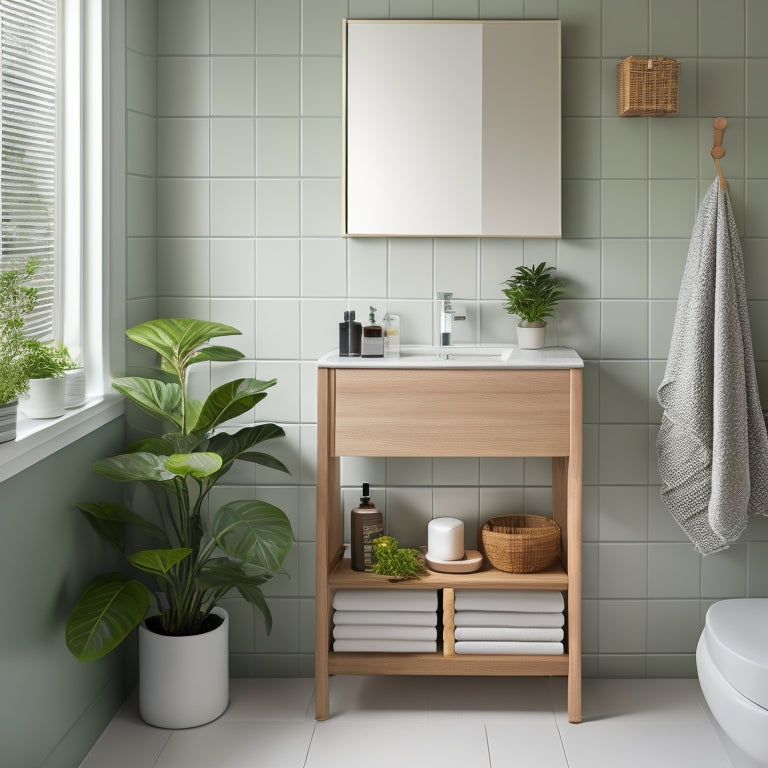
<box><xmin>657</xmin><ymin>179</ymin><xmax>768</xmax><ymax>554</ymax></box>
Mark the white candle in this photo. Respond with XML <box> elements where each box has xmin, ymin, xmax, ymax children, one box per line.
<box><xmin>428</xmin><ymin>517</ymin><xmax>465</xmax><ymax>561</ymax></box>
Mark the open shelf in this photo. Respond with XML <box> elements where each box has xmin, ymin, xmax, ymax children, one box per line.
<box><xmin>329</xmin><ymin>556</ymin><xmax>569</xmax><ymax>591</ymax></box>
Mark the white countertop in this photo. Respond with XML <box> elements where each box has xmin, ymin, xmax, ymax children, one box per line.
<box><xmin>318</xmin><ymin>345</ymin><xmax>583</xmax><ymax>369</ymax></box>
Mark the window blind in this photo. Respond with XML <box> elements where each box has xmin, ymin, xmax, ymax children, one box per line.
<box><xmin>0</xmin><ymin>0</ymin><xmax>57</xmax><ymax>341</ymax></box>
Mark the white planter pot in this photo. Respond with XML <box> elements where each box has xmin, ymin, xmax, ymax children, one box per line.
<box><xmin>139</xmin><ymin>607</ymin><xmax>229</xmax><ymax>729</ymax></box>
<box><xmin>516</xmin><ymin>323</ymin><xmax>547</xmax><ymax>350</ymax></box>
<box><xmin>22</xmin><ymin>377</ymin><xmax>66</xmax><ymax>419</ymax></box>
<box><xmin>64</xmin><ymin>367</ymin><xmax>86</xmax><ymax>408</ymax></box>
<box><xmin>0</xmin><ymin>400</ymin><xmax>18</xmax><ymax>443</ymax></box>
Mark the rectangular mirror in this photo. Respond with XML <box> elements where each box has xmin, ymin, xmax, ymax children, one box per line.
<box><xmin>343</xmin><ymin>20</ymin><xmax>561</xmax><ymax>238</ymax></box>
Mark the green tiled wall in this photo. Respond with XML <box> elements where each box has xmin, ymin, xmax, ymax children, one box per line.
<box><xmin>122</xmin><ymin>0</ymin><xmax>768</xmax><ymax>679</ymax></box>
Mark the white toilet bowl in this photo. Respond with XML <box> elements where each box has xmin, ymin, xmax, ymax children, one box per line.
<box><xmin>696</xmin><ymin>599</ymin><xmax>768</xmax><ymax>768</ymax></box>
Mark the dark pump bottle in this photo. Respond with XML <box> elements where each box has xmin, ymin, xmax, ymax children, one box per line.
<box><xmin>339</xmin><ymin>310</ymin><xmax>362</xmax><ymax>356</ymax></box>
<box><xmin>351</xmin><ymin>483</ymin><xmax>383</xmax><ymax>571</ymax></box>
<box><xmin>362</xmin><ymin>306</ymin><xmax>384</xmax><ymax>358</ymax></box>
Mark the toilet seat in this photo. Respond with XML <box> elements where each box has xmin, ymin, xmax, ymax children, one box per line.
<box><xmin>704</xmin><ymin>598</ymin><xmax>768</xmax><ymax>710</ymax></box>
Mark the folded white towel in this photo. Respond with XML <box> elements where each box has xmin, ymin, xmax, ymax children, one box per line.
<box><xmin>454</xmin><ymin>610</ymin><xmax>564</xmax><ymax>628</ymax></box>
<box><xmin>333</xmin><ymin>639</ymin><xmax>437</xmax><ymax>652</ymax></box>
<box><xmin>454</xmin><ymin>626</ymin><xmax>563</xmax><ymax>642</ymax></box>
<box><xmin>333</xmin><ymin>610</ymin><xmax>437</xmax><ymax>626</ymax></box>
<box><xmin>333</xmin><ymin>590</ymin><xmax>438</xmax><ymax>612</ymax></box>
<box><xmin>454</xmin><ymin>641</ymin><xmax>564</xmax><ymax>655</ymax></box>
<box><xmin>454</xmin><ymin>589</ymin><xmax>564</xmax><ymax>613</ymax></box>
<box><xmin>333</xmin><ymin>624</ymin><xmax>437</xmax><ymax>641</ymax></box>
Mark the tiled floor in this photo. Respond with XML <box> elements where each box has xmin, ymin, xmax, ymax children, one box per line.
<box><xmin>79</xmin><ymin>676</ymin><xmax>734</xmax><ymax>768</ymax></box>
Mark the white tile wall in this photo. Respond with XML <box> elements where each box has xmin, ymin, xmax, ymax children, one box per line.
<box><xmin>122</xmin><ymin>0</ymin><xmax>768</xmax><ymax>679</ymax></box>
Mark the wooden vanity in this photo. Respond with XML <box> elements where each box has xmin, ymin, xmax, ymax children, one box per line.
<box><xmin>315</xmin><ymin>347</ymin><xmax>583</xmax><ymax>722</ymax></box>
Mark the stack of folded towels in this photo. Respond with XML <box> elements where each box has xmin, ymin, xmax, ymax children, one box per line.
<box><xmin>453</xmin><ymin>589</ymin><xmax>564</xmax><ymax>654</ymax></box>
<box><xmin>332</xmin><ymin>589</ymin><xmax>438</xmax><ymax>652</ymax></box>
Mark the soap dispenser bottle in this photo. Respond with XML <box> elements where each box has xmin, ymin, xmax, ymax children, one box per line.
<box><xmin>351</xmin><ymin>483</ymin><xmax>384</xmax><ymax>571</ymax></box>
<box><xmin>361</xmin><ymin>306</ymin><xmax>384</xmax><ymax>358</ymax></box>
<box><xmin>339</xmin><ymin>310</ymin><xmax>362</xmax><ymax>357</ymax></box>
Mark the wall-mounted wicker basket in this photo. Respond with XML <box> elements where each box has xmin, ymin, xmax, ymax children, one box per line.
<box><xmin>480</xmin><ymin>514</ymin><xmax>561</xmax><ymax>573</ymax></box>
<box><xmin>617</xmin><ymin>56</ymin><xmax>679</xmax><ymax>117</ymax></box>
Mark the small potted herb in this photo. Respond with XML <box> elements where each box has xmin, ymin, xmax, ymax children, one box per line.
<box><xmin>501</xmin><ymin>262</ymin><xmax>565</xmax><ymax>349</ymax></box>
<box><xmin>22</xmin><ymin>340</ymin><xmax>72</xmax><ymax>418</ymax></box>
<box><xmin>0</xmin><ymin>262</ymin><xmax>38</xmax><ymax>440</ymax></box>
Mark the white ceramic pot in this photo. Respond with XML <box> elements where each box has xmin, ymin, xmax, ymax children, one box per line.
<box><xmin>0</xmin><ymin>400</ymin><xmax>18</xmax><ymax>443</ymax></box>
<box><xmin>516</xmin><ymin>323</ymin><xmax>546</xmax><ymax>350</ymax></box>
<box><xmin>139</xmin><ymin>607</ymin><xmax>229</xmax><ymax>729</ymax></box>
<box><xmin>22</xmin><ymin>377</ymin><xmax>66</xmax><ymax>418</ymax></box>
<box><xmin>64</xmin><ymin>367</ymin><xmax>87</xmax><ymax>408</ymax></box>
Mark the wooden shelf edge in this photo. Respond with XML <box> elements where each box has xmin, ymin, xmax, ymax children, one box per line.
<box><xmin>328</xmin><ymin>652</ymin><xmax>569</xmax><ymax>676</ymax></box>
<box><xmin>328</xmin><ymin>557</ymin><xmax>569</xmax><ymax>590</ymax></box>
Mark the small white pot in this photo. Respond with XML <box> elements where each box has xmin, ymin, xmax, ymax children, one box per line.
<box><xmin>139</xmin><ymin>607</ymin><xmax>229</xmax><ymax>729</ymax></box>
<box><xmin>516</xmin><ymin>323</ymin><xmax>547</xmax><ymax>350</ymax></box>
<box><xmin>0</xmin><ymin>400</ymin><xmax>18</xmax><ymax>443</ymax></box>
<box><xmin>22</xmin><ymin>377</ymin><xmax>66</xmax><ymax>419</ymax></box>
<box><xmin>64</xmin><ymin>367</ymin><xmax>87</xmax><ymax>408</ymax></box>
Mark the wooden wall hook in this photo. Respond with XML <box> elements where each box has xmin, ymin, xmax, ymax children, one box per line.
<box><xmin>712</xmin><ymin>116</ymin><xmax>727</xmax><ymax>189</ymax></box>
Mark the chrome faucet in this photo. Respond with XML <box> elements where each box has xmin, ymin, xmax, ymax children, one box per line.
<box><xmin>437</xmin><ymin>291</ymin><xmax>455</xmax><ymax>347</ymax></box>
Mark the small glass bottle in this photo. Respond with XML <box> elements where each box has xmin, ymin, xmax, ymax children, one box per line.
<box><xmin>383</xmin><ymin>312</ymin><xmax>400</xmax><ymax>358</ymax></box>
<box><xmin>361</xmin><ymin>306</ymin><xmax>384</xmax><ymax>357</ymax></box>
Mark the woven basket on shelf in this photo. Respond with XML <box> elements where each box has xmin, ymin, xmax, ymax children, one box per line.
<box><xmin>480</xmin><ymin>514</ymin><xmax>561</xmax><ymax>573</ymax></box>
<box><xmin>617</xmin><ymin>56</ymin><xmax>679</xmax><ymax>116</ymax></box>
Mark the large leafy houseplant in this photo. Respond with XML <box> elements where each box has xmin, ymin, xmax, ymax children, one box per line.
<box><xmin>66</xmin><ymin>318</ymin><xmax>294</xmax><ymax>662</ymax></box>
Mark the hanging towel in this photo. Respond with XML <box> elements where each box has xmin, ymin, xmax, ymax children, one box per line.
<box><xmin>453</xmin><ymin>589</ymin><xmax>564</xmax><ymax>613</ymax></box>
<box><xmin>454</xmin><ymin>626</ymin><xmax>564</xmax><ymax>642</ymax></box>
<box><xmin>454</xmin><ymin>611</ymin><xmax>565</xmax><ymax>628</ymax></box>
<box><xmin>657</xmin><ymin>179</ymin><xmax>768</xmax><ymax>554</ymax></box>
<box><xmin>332</xmin><ymin>589</ymin><xmax>438</xmax><ymax>612</ymax></box>
<box><xmin>333</xmin><ymin>639</ymin><xmax>437</xmax><ymax>652</ymax></box>
<box><xmin>454</xmin><ymin>641</ymin><xmax>564</xmax><ymax>655</ymax></box>
<box><xmin>333</xmin><ymin>610</ymin><xmax>437</xmax><ymax>627</ymax></box>
<box><xmin>333</xmin><ymin>624</ymin><xmax>437</xmax><ymax>641</ymax></box>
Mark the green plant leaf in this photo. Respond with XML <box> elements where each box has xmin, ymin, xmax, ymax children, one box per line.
<box><xmin>94</xmin><ymin>452</ymin><xmax>176</xmax><ymax>483</ymax></box>
<box><xmin>127</xmin><ymin>548</ymin><xmax>193</xmax><ymax>576</ymax></box>
<box><xmin>126</xmin><ymin>319</ymin><xmax>241</xmax><ymax>374</ymax></box>
<box><xmin>76</xmin><ymin>501</ymin><xmax>167</xmax><ymax>552</ymax></box>
<box><xmin>111</xmin><ymin>377</ymin><xmax>183</xmax><ymax>429</ymax></box>
<box><xmin>238</xmin><ymin>582</ymin><xmax>272</xmax><ymax>635</ymax></box>
<box><xmin>212</xmin><ymin>500</ymin><xmax>293</xmax><ymax>572</ymax></box>
<box><xmin>188</xmin><ymin>345</ymin><xmax>244</xmax><ymax>364</ymax></box>
<box><xmin>192</xmin><ymin>378</ymin><xmax>276</xmax><ymax>434</ymax></box>
<box><xmin>204</xmin><ymin>424</ymin><xmax>288</xmax><ymax>482</ymax></box>
<box><xmin>238</xmin><ymin>451</ymin><xmax>290</xmax><ymax>474</ymax></box>
<box><xmin>164</xmin><ymin>452</ymin><xmax>222</xmax><ymax>479</ymax></box>
<box><xmin>125</xmin><ymin>436</ymin><xmax>177</xmax><ymax>455</ymax></box>
<box><xmin>65</xmin><ymin>573</ymin><xmax>151</xmax><ymax>661</ymax></box>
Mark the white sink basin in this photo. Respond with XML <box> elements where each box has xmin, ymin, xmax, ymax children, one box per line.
<box><xmin>399</xmin><ymin>345</ymin><xmax>512</xmax><ymax>361</ymax></box>
<box><xmin>318</xmin><ymin>346</ymin><xmax>583</xmax><ymax>370</ymax></box>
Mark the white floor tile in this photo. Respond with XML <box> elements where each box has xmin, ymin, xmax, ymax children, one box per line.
<box><xmin>222</xmin><ymin>677</ymin><xmax>314</xmax><ymax>721</ymax></box>
<box><xmin>428</xmin><ymin>676</ymin><xmax>556</xmax><ymax>722</ymax></box>
<box><xmin>306</xmin><ymin>720</ymin><xmax>491</xmax><ymax>768</ymax></box>
<box><xmin>324</xmin><ymin>674</ymin><xmax>430</xmax><ymax>720</ymax></box>
<box><xmin>154</xmin><ymin>721</ymin><xmax>315</xmax><ymax>768</ymax></box>
<box><xmin>551</xmin><ymin>677</ymin><xmax>711</xmax><ymax>725</ymax></box>
<box><xmin>557</xmin><ymin>722</ymin><xmax>733</xmax><ymax>768</ymax></box>
<box><xmin>486</xmin><ymin>722</ymin><xmax>568</xmax><ymax>768</ymax></box>
<box><xmin>79</xmin><ymin>695</ymin><xmax>171</xmax><ymax>768</ymax></box>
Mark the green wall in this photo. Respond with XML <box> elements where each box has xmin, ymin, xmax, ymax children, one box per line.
<box><xmin>0</xmin><ymin>418</ymin><xmax>129</xmax><ymax>768</ymax></box>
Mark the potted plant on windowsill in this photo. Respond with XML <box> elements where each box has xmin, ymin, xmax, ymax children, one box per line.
<box><xmin>65</xmin><ymin>318</ymin><xmax>294</xmax><ymax>729</ymax></box>
<box><xmin>501</xmin><ymin>262</ymin><xmax>565</xmax><ymax>350</ymax></box>
<box><xmin>22</xmin><ymin>340</ymin><xmax>73</xmax><ymax>419</ymax></box>
<box><xmin>0</xmin><ymin>261</ymin><xmax>38</xmax><ymax>442</ymax></box>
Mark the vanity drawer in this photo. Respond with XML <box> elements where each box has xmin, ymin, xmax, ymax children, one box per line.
<box><xmin>331</xmin><ymin>369</ymin><xmax>571</xmax><ymax>457</ymax></box>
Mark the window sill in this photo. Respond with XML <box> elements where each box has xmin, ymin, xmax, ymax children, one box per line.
<box><xmin>0</xmin><ymin>394</ymin><xmax>124</xmax><ymax>483</ymax></box>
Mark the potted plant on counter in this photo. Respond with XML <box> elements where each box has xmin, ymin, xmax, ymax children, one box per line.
<box><xmin>0</xmin><ymin>262</ymin><xmax>38</xmax><ymax>442</ymax></box>
<box><xmin>502</xmin><ymin>262</ymin><xmax>565</xmax><ymax>350</ymax></box>
<box><xmin>65</xmin><ymin>318</ymin><xmax>294</xmax><ymax>729</ymax></box>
